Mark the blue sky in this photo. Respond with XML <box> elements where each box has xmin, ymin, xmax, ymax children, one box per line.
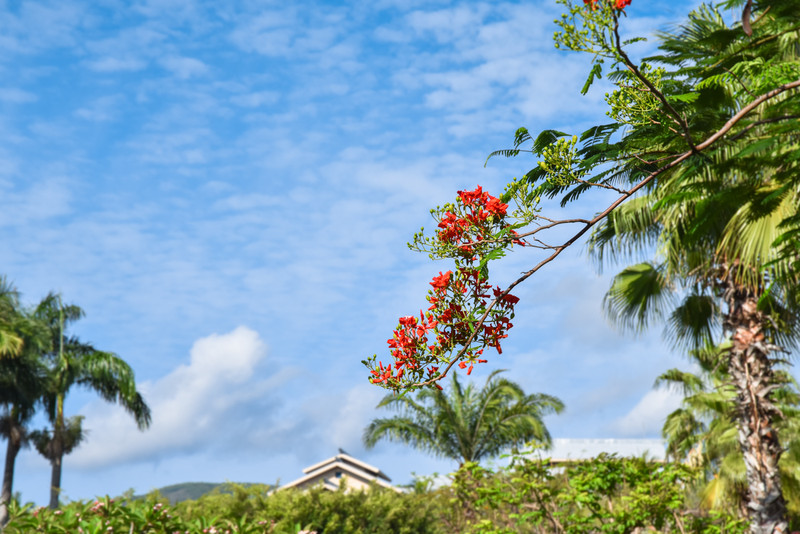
<box><xmin>1</xmin><ymin>0</ymin><xmax>711</xmax><ymax>505</ymax></box>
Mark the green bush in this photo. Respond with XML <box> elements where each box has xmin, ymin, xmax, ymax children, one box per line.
<box><xmin>176</xmin><ymin>483</ymin><xmax>445</xmax><ymax>534</ymax></box>
<box><xmin>4</xmin><ymin>484</ymin><xmax>444</xmax><ymax>534</ymax></box>
<box><xmin>4</xmin><ymin>457</ymin><xmax>762</xmax><ymax>533</ymax></box>
<box><xmin>444</xmin><ymin>454</ymin><xmax>749</xmax><ymax>534</ymax></box>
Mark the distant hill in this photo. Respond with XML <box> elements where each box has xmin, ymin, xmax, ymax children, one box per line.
<box><xmin>141</xmin><ymin>482</ymin><xmax>271</xmax><ymax>504</ymax></box>
<box><xmin>149</xmin><ymin>482</ymin><xmax>222</xmax><ymax>503</ymax></box>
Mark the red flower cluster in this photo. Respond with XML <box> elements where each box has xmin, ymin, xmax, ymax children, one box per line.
<box><xmin>437</xmin><ymin>186</ymin><xmax>519</xmax><ymax>256</ymax></box>
<box><xmin>584</xmin><ymin>0</ymin><xmax>631</xmax><ymax>9</ymax></box>
<box><xmin>370</xmin><ymin>186</ymin><xmax>522</xmax><ymax>388</ymax></box>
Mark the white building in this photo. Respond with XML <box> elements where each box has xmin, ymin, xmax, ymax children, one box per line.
<box><xmin>277</xmin><ymin>451</ymin><xmax>401</xmax><ymax>493</ymax></box>
<box><xmin>539</xmin><ymin>438</ymin><xmax>666</xmax><ymax>463</ymax></box>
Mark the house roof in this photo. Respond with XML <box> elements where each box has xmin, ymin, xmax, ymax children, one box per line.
<box><xmin>302</xmin><ymin>452</ymin><xmax>391</xmax><ymax>481</ymax></box>
<box><xmin>277</xmin><ymin>452</ymin><xmax>397</xmax><ymax>492</ymax></box>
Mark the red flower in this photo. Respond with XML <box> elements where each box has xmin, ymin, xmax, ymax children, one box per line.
<box><xmin>493</xmin><ymin>287</ymin><xmax>520</xmax><ymax>306</ymax></box>
<box><xmin>458</xmin><ymin>186</ymin><xmax>485</xmax><ymax>205</ymax></box>
<box><xmin>584</xmin><ymin>0</ymin><xmax>631</xmax><ymax>9</ymax></box>
<box><xmin>430</xmin><ymin>271</ymin><xmax>452</xmax><ymax>291</ymax></box>
<box><xmin>485</xmin><ymin>196</ymin><xmax>508</xmax><ymax>217</ymax></box>
<box><xmin>398</xmin><ymin>316</ymin><xmax>416</xmax><ymax>326</ymax></box>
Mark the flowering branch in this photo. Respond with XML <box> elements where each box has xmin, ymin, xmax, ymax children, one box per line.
<box><xmin>366</xmin><ymin>0</ymin><xmax>800</xmax><ymax>391</ymax></box>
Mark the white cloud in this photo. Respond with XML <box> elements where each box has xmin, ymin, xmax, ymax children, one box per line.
<box><xmin>611</xmin><ymin>388</ymin><xmax>683</xmax><ymax>438</ymax></box>
<box><xmin>85</xmin><ymin>57</ymin><xmax>148</xmax><ymax>72</ymax></box>
<box><xmin>74</xmin><ymin>95</ymin><xmax>123</xmax><ymax>122</ymax></box>
<box><xmin>160</xmin><ymin>56</ymin><xmax>209</xmax><ymax>79</ymax></box>
<box><xmin>327</xmin><ymin>384</ymin><xmax>385</xmax><ymax>452</ymax></box>
<box><xmin>70</xmin><ymin>326</ymin><xmax>272</xmax><ymax>468</ymax></box>
<box><xmin>406</xmin><ymin>5</ymin><xmax>491</xmax><ymax>43</ymax></box>
<box><xmin>0</xmin><ymin>178</ymin><xmax>74</xmax><ymax>227</ymax></box>
<box><xmin>229</xmin><ymin>10</ymin><xmax>297</xmax><ymax>57</ymax></box>
<box><xmin>230</xmin><ymin>91</ymin><xmax>280</xmax><ymax>108</ymax></box>
<box><xmin>0</xmin><ymin>88</ymin><xmax>37</xmax><ymax>103</ymax></box>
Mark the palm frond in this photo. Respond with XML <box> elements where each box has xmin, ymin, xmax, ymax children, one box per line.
<box><xmin>603</xmin><ymin>262</ymin><xmax>673</xmax><ymax>333</ymax></box>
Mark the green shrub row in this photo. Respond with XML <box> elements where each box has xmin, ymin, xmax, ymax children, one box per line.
<box><xmin>5</xmin><ymin>455</ymin><xmax>782</xmax><ymax>533</ymax></box>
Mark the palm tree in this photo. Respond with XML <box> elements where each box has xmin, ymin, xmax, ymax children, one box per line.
<box><xmin>592</xmin><ymin>151</ymin><xmax>800</xmax><ymax>526</ymax></box>
<box><xmin>363</xmin><ymin>370</ymin><xmax>563</xmax><ymax>465</ymax></box>
<box><xmin>588</xmin><ymin>136</ymin><xmax>800</xmax><ymax>531</ymax></box>
<box><xmin>657</xmin><ymin>343</ymin><xmax>800</xmax><ymax>516</ymax></box>
<box><xmin>582</xmin><ymin>12</ymin><xmax>800</xmax><ymax>529</ymax></box>
<box><xmin>0</xmin><ymin>284</ymin><xmax>50</xmax><ymax>528</ymax></box>
<box><xmin>30</xmin><ymin>294</ymin><xmax>151</xmax><ymax>509</ymax></box>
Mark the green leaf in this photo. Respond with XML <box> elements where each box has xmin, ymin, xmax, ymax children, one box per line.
<box><xmin>669</xmin><ymin>92</ymin><xmax>700</xmax><ymax>103</ymax></box>
<box><xmin>581</xmin><ymin>61</ymin><xmax>603</xmax><ymax>95</ymax></box>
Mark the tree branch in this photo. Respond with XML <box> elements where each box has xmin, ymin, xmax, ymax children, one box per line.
<box><xmin>408</xmin><ymin>77</ymin><xmax>800</xmax><ymax>388</ymax></box>
<box><xmin>611</xmin><ymin>11</ymin><xmax>696</xmax><ymax>151</ymax></box>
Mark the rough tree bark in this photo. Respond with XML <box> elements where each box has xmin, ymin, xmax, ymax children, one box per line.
<box><xmin>0</xmin><ymin>419</ymin><xmax>24</xmax><ymax>528</ymax></box>
<box><xmin>722</xmin><ymin>272</ymin><xmax>788</xmax><ymax>534</ymax></box>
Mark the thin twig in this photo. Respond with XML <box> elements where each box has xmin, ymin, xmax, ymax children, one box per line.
<box><xmin>611</xmin><ymin>11</ymin><xmax>696</xmax><ymax>150</ymax></box>
<box><xmin>727</xmin><ymin>114</ymin><xmax>800</xmax><ymax>143</ymax></box>
<box><xmin>572</xmin><ymin>177</ymin><xmax>629</xmax><ymax>194</ymax></box>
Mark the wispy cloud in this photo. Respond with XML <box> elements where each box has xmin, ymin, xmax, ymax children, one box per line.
<box><xmin>159</xmin><ymin>56</ymin><xmax>209</xmax><ymax>79</ymax></box>
<box><xmin>0</xmin><ymin>88</ymin><xmax>37</xmax><ymax>103</ymax></box>
<box><xmin>84</xmin><ymin>57</ymin><xmax>148</xmax><ymax>73</ymax></box>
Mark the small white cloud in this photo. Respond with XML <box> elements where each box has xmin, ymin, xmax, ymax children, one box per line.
<box><xmin>0</xmin><ymin>178</ymin><xmax>73</xmax><ymax>227</ymax></box>
<box><xmin>546</xmin><ymin>438</ymin><xmax>666</xmax><ymax>461</ymax></box>
<box><xmin>0</xmin><ymin>88</ymin><xmax>37</xmax><ymax>103</ymax></box>
<box><xmin>70</xmin><ymin>326</ymin><xmax>270</xmax><ymax>468</ymax></box>
<box><xmin>85</xmin><ymin>57</ymin><xmax>148</xmax><ymax>72</ymax></box>
<box><xmin>213</xmin><ymin>193</ymin><xmax>281</xmax><ymax>211</ymax></box>
<box><xmin>406</xmin><ymin>5</ymin><xmax>490</xmax><ymax>43</ymax></box>
<box><xmin>159</xmin><ymin>56</ymin><xmax>209</xmax><ymax>79</ymax></box>
<box><xmin>230</xmin><ymin>12</ymin><xmax>295</xmax><ymax>57</ymax></box>
<box><xmin>230</xmin><ymin>91</ymin><xmax>280</xmax><ymax>108</ymax></box>
<box><xmin>611</xmin><ymin>388</ymin><xmax>683</xmax><ymax>438</ymax></box>
<box><xmin>74</xmin><ymin>95</ymin><xmax>122</xmax><ymax>122</ymax></box>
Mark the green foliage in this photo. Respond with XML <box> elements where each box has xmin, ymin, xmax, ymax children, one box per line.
<box><xmin>657</xmin><ymin>344</ymin><xmax>800</xmax><ymax>518</ymax></box>
<box><xmin>553</xmin><ymin>0</ymin><xmax>624</xmax><ymax>63</ymax></box>
<box><xmin>537</xmin><ymin>135</ymin><xmax>588</xmax><ymax>186</ymax></box>
<box><xmin>2</xmin><ymin>457</ymin><xmax>758</xmax><ymax>534</ymax></box>
<box><xmin>363</xmin><ymin>370</ymin><xmax>563</xmax><ymax>465</ymax></box>
<box><xmin>605</xmin><ymin>63</ymin><xmax>667</xmax><ymax>126</ymax></box>
<box><xmin>176</xmin><ymin>483</ymin><xmax>445</xmax><ymax>534</ymax></box>
<box><xmin>3</xmin><ymin>496</ymin><xmax>199</xmax><ymax>534</ymax></box>
<box><xmin>445</xmin><ymin>453</ymin><xmax>749</xmax><ymax>534</ymax></box>
<box><xmin>0</xmin><ymin>277</ymin><xmax>24</xmax><ymax>359</ymax></box>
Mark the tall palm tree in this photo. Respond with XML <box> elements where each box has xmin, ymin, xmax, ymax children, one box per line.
<box><xmin>0</xmin><ymin>283</ymin><xmax>50</xmax><ymax>527</ymax></box>
<box><xmin>588</xmin><ymin>139</ymin><xmax>800</xmax><ymax>531</ymax></box>
<box><xmin>657</xmin><ymin>343</ymin><xmax>800</xmax><ymax>516</ymax></box>
<box><xmin>30</xmin><ymin>294</ymin><xmax>151</xmax><ymax>509</ymax></box>
<box><xmin>0</xmin><ymin>277</ymin><xmax>49</xmax><ymax>529</ymax></box>
<box><xmin>580</xmin><ymin>12</ymin><xmax>800</xmax><ymax>531</ymax></box>
<box><xmin>363</xmin><ymin>370</ymin><xmax>563</xmax><ymax>465</ymax></box>
<box><xmin>592</xmin><ymin>151</ymin><xmax>800</xmax><ymax>526</ymax></box>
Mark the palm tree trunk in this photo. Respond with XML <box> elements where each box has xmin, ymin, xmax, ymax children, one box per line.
<box><xmin>723</xmin><ymin>281</ymin><xmax>788</xmax><ymax>534</ymax></box>
<box><xmin>0</xmin><ymin>424</ymin><xmax>23</xmax><ymax>527</ymax></box>
<box><xmin>48</xmin><ymin>455</ymin><xmax>62</xmax><ymax>510</ymax></box>
<box><xmin>48</xmin><ymin>393</ymin><xmax>65</xmax><ymax>510</ymax></box>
